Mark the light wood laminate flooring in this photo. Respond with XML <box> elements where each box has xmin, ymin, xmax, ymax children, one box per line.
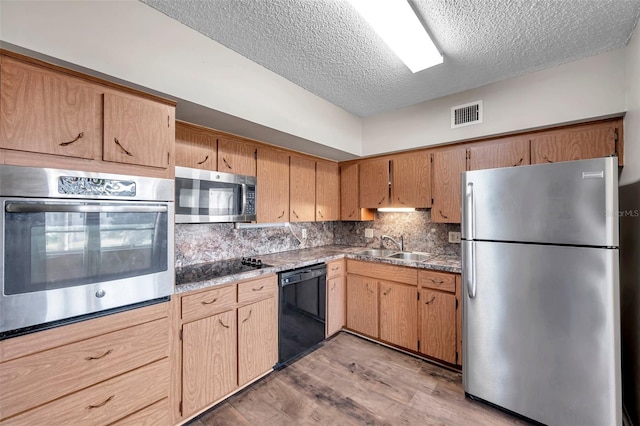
<box><xmin>189</xmin><ymin>332</ymin><xmax>530</xmax><ymax>425</ymax></box>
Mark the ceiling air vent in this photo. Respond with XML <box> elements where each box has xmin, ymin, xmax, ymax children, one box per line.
<box><xmin>451</xmin><ymin>100</ymin><xmax>483</xmax><ymax>128</ymax></box>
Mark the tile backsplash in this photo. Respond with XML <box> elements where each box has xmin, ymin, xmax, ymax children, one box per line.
<box><xmin>175</xmin><ymin>209</ymin><xmax>460</xmax><ymax>267</ymax></box>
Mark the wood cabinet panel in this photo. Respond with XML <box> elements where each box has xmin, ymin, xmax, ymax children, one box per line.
<box><xmin>103</xmin><ymin>92</ymin><xmax>173</xmax><ymax>169</ymax></box>
<box><xmin>257</xmin><ymin>146</ymin><xmax>289</xmax><ymax>222</ymax></box>
<box><xmin>217</xmin><ymin>138</ymin><xmax>256</xmax><ymax>176</ymax></box>
<box><xmin>359</xmin><ymin>158</ymin><xmax>389</xmax><ymax>208</ymax></box>
<box><xmin>456</xmin><ymin>275</ymin><xmax>463</xmax><ymax>367</ymax></box>
<box><xmin>346</xmin><ymin>274</ymin><xmax>378</xmax><ymax>338</ymax></box>
<box><xmin>113</xmin><ymin>398</ymin><xmax>169</xmax><ymax>426</ymax></box>
<box><xmin>316</xmin><ymin>161</ymin><xmax>340</xmax><ymax>221</ymax></box>
<box><xmin>326</xmin><ymin>273</ymin><xmax>346</xmax><ymax>337</ymax></box>
<box><xmin>3</xmin><ymin>358</ymin><xmax>169</xmax><ymax>426</ymax></box>
<box><xmin>346</xmin><ymin>259</ymin><xmax>417</xmax><ymax>285</ymax></box>
<box><xmin>0</xmin><ymin>318</ymin><xmax>168</xmax><ymax>420</ymax></box>
<box><xmin>175</xmin><ymin>121</ymin><xmax>217</xmax><ymax>170</ymax></box>
<box><xmin>379</xmin><ymin>280</ymin><xmax>418</xmax><ymax>351</ymax></box>
<box><xmin>326</xmin><ymin>258</ymin><xmax>345</xmax><ymax>279</ymax></box>
<box><xmin>419</xmin><ymin>289</ymin><xmax>457</xmax><ymax>364</ymax></box>
<box><xmin>531</xmin><ymin>121</ymin><xmax>617</xmax><ymax>164</ymax></box>
<box><xmin>0</xmin><ymin>56</ymin><xmax>100</xmax><ymax>160</ymax></box>
<box><xmin>289</xmin><ymin>155</ymin><xmax>316</xmax><ymax>222</ymax></box>
<box><xmin>468</xmin><ymin>136</ymin><xmax>530</xmax><ymax>170</ymax></box>
<box><xmin>181</xmin><ymin>284</ymin><xmax>236</xmax><ymax>323</ymax></box>
<box><xmin>238</xmin><ymin>297</ymin><xmax>278</xmax><ymax>386</ymax></box>
<box><xmin>340</xmin><ymin>163</ymin><xmax>374</xmax><ymax>221</ymax></box>
<box><xmin>391</xmin><ymin>152</ymin><xmax>431</xmax><ymax>208</ymax></box>
<box><xmin>182</xmin><ymin>310</ymin><xmax>237</xmax><ymax>416</ymax></box>
<box><xmin>418</xmin><ymin>270</ymin><xmax>456</xmax><ymax>293</ymax></box>
<box><xmin>431</xmin><ymin>148</ymin><xmax>466</xmax><ymax>223</ymax></box>
<box><xmin>237</xmin><ymin>275</ymin><xmax>278</xmax><ymax>305</ymax></box>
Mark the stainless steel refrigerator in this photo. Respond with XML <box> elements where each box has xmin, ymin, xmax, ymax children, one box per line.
<box><xmin>461</xmin><ymin>157</ymin><xmax>621</xmax><ymax>425</ymax></box>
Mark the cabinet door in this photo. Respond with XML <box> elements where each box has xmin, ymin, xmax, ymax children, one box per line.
<box><xmin>468</xmin><ymin>136</ymin><xmax>530</xmax><ymax>170</ymax></box>
<box><xmin>431</xmin><ymin>148</ymin><xmax>466</xmax><ymax>223</ymax></box>
<box><xmin>175</xmin><ymin>122</ymin><xmax>216</xmax><ymax>170</ymax></box>
<box><xmin>316</xmin><ymin>161</ymin><xmax>340</xmax><ymax>221</ymax></box>
<box><xmin>257</xmin><ymin>146</ymin><xmax>289</xmax><ymax>222</ymax></box>
<box><xmin>391</xmin><ymin>152</ymin><xmax>431</xmax><ymax>208</ymax></box>
<box><xmin>217</xmin><ymin>138</ymin><xmax>256</xmax><ymax>176</ymax></box>
<box><xmin>455</xmin><ymin>275</ymin><xmax>462</xmax><ymax>367</ymax></box>
<box><xmin>531</xmin><ymin>121</ymin><xmax>617</xmax><ymax>164</ymax></box>
<box><xmin>359</xmin><ymin>158</ymin><xmax>389</xmax><ymax>208</ymax></box>
<box><xmin>103</xmin><ymin>92</ymin><xmax>173</xmax><ymax>169</ymax></box>
<box><xmin>340</xmin><ymin>163</ymin><xmax>374</xmax><ymax>221</ymax></box>
<box><xmin>0</xmin><ymin>56</ymin><xmax>100</xmax><ymax>160</ymax></box>
<box><xmin>289</xmin><ymin>156</ymin><xmax>316</xmax><ymax>222</ymax></box>
<box><xmin>182</xmin><ymin>310</ymin><xmax>237</xmax><ymax>416</ymax></box>
<box><xmin>238</xmin><ymin>297</ymin><xmax>278</xmax><ymax>386</ymax></box>
<box><xmin>379</xmin><ymin>281</ymin><xmax>418</xmax><ymax>351</ymax></box>
<box><xmin>326</xmin><ymin>274</ymin><xmax>346</xmax><ymax>337</ymax></box>
<box><xmin>346</xmin><ymin>275</ymin><xmax>378</xmax><ymax>338</ymax></box>
<box><xmin>419</xmin><ymin>289</ymin><xmax>456</xmax><ymax>364</ymax></box>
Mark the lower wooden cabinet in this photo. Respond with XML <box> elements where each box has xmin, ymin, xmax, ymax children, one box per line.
<box><xmin>346</xmin><ymin>274</ymin><xmax>379</xmax><ymax>338</ymax></box>
<box><xmin>419</xmin><ymin>289</ymin><xmax>457</xmax><ymax>364</ymax></box>
<box><xmin>326</xmin><ymin>259</ymin><xmax>346</xmax><ymax>337</ymax></box>
<box><xmin>379</xmin><ymin>280</ymin><xmax>418</xmax><ymax>351</ymax></box>
<box><xmin>238</xmin><ymin>297</ymin><xmax>278</xmax><ymax>386</ymax></box>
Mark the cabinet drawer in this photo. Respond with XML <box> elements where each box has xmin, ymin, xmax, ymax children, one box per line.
<box><xmin>0</xmin><ymin>317</ymin><xmax>168</xmax><ymax>420</ymax></box>
<box><xmin>112</xmin><ymin>398</ymin><xmax>168</xmax><ymax>426</ymax></box>
<box><xmin>347</xmin><ymin>259</ymin><xmax>417</xmax><ymax>285</ymax></box>
<box><xmin>418</xmin><ymin>270</ymin><xmax>456</xmax><ymax>293</ymax></box>
<box><xmin>3</xmin><ymin>358</ymin><xmax>169</xmax><ymax>425</ymax></box>
<box><xmin>238</xmin><ymin>275</ymin><xmax>277</xmax><ymax>305</ymax></box>
<box><xmin>326</xmin><ymin>259</ymin><xmax>344</xmax><ymax>278</ymax></box>
<box><xmin>181</xmin><ymin>284</ymin><xmax>236</xmax><ymax>322</ymax></box>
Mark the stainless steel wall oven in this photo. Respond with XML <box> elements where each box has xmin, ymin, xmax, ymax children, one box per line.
<box><xmin>0</xmin><ymin>165</ymin><xmax>175</xmax><ymax>337</ymax></box>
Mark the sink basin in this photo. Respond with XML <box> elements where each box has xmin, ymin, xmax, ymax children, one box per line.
<box><xmin>354</xmin><ymin>249</ymin><xmax>398</xmax><ymax>257</ymax></box>
<box><xmin>386</xmin><ymin>252</ymin><xmax>430</xmax><ymax>261</ymax></box>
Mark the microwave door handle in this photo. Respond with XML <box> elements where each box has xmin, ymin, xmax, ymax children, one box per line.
<box><xmin>5</xmin><ymin>203</ymin><xmax>167</xmax><ymax>214</ymax></box>
<box><xmin>240</xmin><ymin>184</ymin><xmax>247</xmax><ymax>215</ymax></box>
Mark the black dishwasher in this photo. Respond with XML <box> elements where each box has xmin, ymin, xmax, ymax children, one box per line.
<box><xmin>278</xmin><ymin>263</ymin><xmax>326</xmax><ymax>365</ymax></box>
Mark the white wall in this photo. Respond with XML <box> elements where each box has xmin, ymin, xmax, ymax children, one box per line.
<box><xmin>362</xmin><ymin>48</ymin><xmax>627</xmax><ymax>156</ymax></box>
<box><xmin>0</xmin><ymin>0</ymin><xmax>363</xmax><ymax>156</ymax></box>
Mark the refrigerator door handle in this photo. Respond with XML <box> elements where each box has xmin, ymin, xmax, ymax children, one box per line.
<box><xmin>465</xmin><ymin>182</ymin><xmax>475</xmax><ymax>240</ymax></box>
<box><xmin>464</xmin><ymin>241</ymin><xmax>477</xmax><ymax>298</ymax></box>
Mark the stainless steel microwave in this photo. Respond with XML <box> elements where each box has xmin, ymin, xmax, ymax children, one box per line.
<box><xmin>174</xmin><ymin>166</ymin><xmax>256</xmax><ymax>223</ymax></box>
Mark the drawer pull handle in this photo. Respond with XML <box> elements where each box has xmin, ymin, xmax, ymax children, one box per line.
<box><xmin>243</xmin><ymin>309</ymin><xmax>252</xmax><ymax>323</ymax></box>
<box><xmin>439</xmin><ymin>210</ymin><xmax>448</xmax><ymax>219</ymax></box>
<box><xmin>87</xmin><ymin>395</ymin><xmax>114</xmax><ymax>410</ymax></box>
<box><xmin>222</xmin><ymin>157</ymin><xmax>232</xmax><ymax>169</ymax></box>
<box><xmin>348</xmin><ymin>210</ymin><xmax>355</xmax><ymax>218</ymax></box>
<box><xmin>425</xmin><ymin>296</ymin><xmax>436</xmax><ymax>305</ymax></box>
<box><xmin>252</xmin><ymin>285</ymin><xmax>264</xmax><ymax>292</ymax></box>
<box><xmin>114</xmin><ymin>138</ymin><xmax>133</xmax><ymax>156</ymax></box>
<box><xmin>59</xmin><ymin>132</ymin><xmax>84</xmax><ymax>146</ymax></box>
<box><xmin>277</xmin><ymin>210</ymin><xmax>285</xmax><ymax>219</ymax></box>
<box><xmin>331</xmin><ymin>266</ymin><xmax>339</xmax><ymax>271</ymax></box>
<box><xmin>430</xmin><ymin>279</ymin><xmax>445</xmax><ymax>285</ymax></box>
<box><xmin>85</xmin><ymin>349</ymin><xmax>113</xmax><ymax>361</ymax></box>
<box><xmin>201</xmin><ymin>297</ymin><xmax>218</xmax><ymax>305</ymax></box>
<box><xmin>218</xmin><ymin>319</ymin><xmax>230</xmax><ymax>329</ymax></box>
<box><xmin>383</xmin><ymin>287</ymin><xmax>392</xmax><ymax>296</ymax></box>
<box><xmin>197</xmin><ymin>155</ymin><xmax>209</xmax><ymax>165</ymax></box>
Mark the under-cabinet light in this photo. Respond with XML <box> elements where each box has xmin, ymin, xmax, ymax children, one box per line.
<box><xmin>377</xmin><ymin>207</ymin><xmax>416</xmax><ymax>212</ymax></box>
<box><xmin>347</xmin><ymin>0</ymin><xmax>443</xmax><ymax>73</ymax></box>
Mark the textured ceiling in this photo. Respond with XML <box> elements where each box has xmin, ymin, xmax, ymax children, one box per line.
<box><xmin>141</xmin><ymin>0</ymin><xmax>640</xmax><ymax>117</ymax></box>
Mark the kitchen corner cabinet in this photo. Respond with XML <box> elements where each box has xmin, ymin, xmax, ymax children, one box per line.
<box><xmin>359</xmin><ymin>158</ymin><xmax>389</xmax><ymax>209</ymax></box>
<box><xmin>431</xmin><ymin>148</ymin><xmax>467</xmax><ymax>223</ymax></box>
<box><xmin>340</xmin><ymin>163</ymin><xmax>374</xmax><ymax>221</ymax></box>
<box><xmin>217</xmin><ymin>138</ymin><xmax>257</xmax><ymax>176</ymax></box>
<box><xmin>326</xmin><ymin>259</ymin><xmax>346</xmax><ymax>337</ymax></box>
<box><xmin>175</xmin><ymin>121</ymin><xmax>217</xmax><ymax>170</ymax></box>
<box><xmin>289</xmin><ymin>155</ymin><xmax>316</xmax><ymax>222</ymax></box>
<box><xmin>257</xmin><ymin>146</ymin><xmax>290</xmax><ymax>223</ymax></box>
<box><xmin>0</xmin><ymin>302</ymin><xmax>171</xmax><ymax>425</ymax></box>
<box><xmin>316</xmin><ymin>161</ymin><xmax>340</xmax><ymax>221</ymax></box>
<box><xmin>468</xmin><ymin>135</ymin><xmax>531</xmax><ymax>170</ymax></box>
<box><xmin>390</xmin><ymin>152</ymin><xmax>431</xmax><ymax>208</ymax></box>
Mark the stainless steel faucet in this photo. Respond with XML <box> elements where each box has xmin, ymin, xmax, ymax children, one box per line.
<box><xmin>381</xmin><ymin>234</ymin><xmax>403</xmax><ymax>251</ymax></box>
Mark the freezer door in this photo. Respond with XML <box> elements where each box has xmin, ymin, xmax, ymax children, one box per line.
<box><xmin>462</xmin><ymin>241</ymin><xmax>621</xmax><ymax>426</ymax></box>
<box><xmin>461</xmin><ymin>157</ymin><xmax>618</xmax><ymax>247</ymax></box>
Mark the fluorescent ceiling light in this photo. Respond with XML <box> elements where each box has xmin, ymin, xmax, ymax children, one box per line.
<box><xmin>377</xmin><ymin>207</ymin><xmax>416</xmax><ymax>212</ymax></box>
<box><xmin>348</xmin><ymin>0</ymin><xmax>443</xmax><ymax>73</ymax></box>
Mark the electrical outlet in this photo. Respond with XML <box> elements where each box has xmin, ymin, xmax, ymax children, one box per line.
<box><xmin>449</xmin><ymin>231</ymin><xmax>461</xmax><ymax>243</ymax></box>
<box><xmin>365</xmin><ymin>228</ymin><xmax>374</xmax><ymax>238</ymax></box>
<box><xmin>301</xmin><ymin>229</ymin><xmax>307</xmax><ymax>239</ymax></box>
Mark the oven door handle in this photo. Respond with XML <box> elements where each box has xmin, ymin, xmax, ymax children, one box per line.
<box><xmin>5</xmin><ymin>203</ymin><xmax>168</xmax><ymax>214</ymax></box>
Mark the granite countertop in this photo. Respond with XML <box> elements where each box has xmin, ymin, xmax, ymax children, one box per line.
<box><xmin>175</xmin><ymin>245</ymin><xmax>461</xmax><ymax>294</ymax></box>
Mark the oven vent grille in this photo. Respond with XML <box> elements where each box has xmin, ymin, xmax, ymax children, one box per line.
<box><xmin>451</xmin><ymin>100</ymin><xmax>483</xmax><ymax>128</ymax></box>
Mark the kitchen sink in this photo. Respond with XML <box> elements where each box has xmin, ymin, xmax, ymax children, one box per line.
<box><xmin>386</xmin><ymin>252</ymin><xmax>430</xmax><ymax>261</ymax></box>
<box><xmin>354</xmin><ymin>249</ymin><xmax>398</xmax><ymax>257</ymax></box>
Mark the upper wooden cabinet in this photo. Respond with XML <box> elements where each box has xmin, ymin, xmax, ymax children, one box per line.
<box><xmin>431</xmin><ymin>148</ymin><xmax>467</xmax><ymax>224</ymax></box>
<box><xmin>103</xmin><ymin>92</ymin><xmax>173</xmax><ymax>169</ymax></box>
<box><xmin>390</xmin><ymin>152</ymin><xmax>431</xmax><ymax>208</ymax></box>
<box><xmin>218</xmin><ymin>138</ymin><xmax>257</xmax><ymax>177</ymax></box>
<box><xmin>316</xmin><ymin>161</ymin><xmax>340</xmax><ymax>221</ymax></box>
<box><xmin>175</xmin><ymin>121</ymin><xmax>217</xmax><ymax>170</ymax></box>
<box><xmin>340</xmin><ymin>163</ymin><xmax>374</xmax><ymax>221</ymax></box>
<box><xmin>289</xmin><ymin>155</ymin><xmax>316</xmax><ymax>222</ymax></box>
<box><xmin>468</xmin><ymin>135</ymin><xmax>530</xmax><ymax>171</ymax></box>
<box><xmin>359</xmin><ymin>158</ymin><xmax>389</xmax><ymax>209</ymax></box>
<box><xmin>257</xmin><ymin>146</ymin><xmax>289</xmax><ymax>223</ymax></box>
<box><xmin>531</xmin><ymin>120</ymin><xmax>620</xmax><ymax>165</ymax></box>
